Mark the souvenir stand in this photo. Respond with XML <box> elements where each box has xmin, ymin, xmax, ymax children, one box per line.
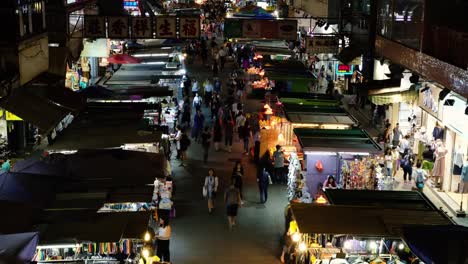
<box><xmin>285</xmin><ymin>199</ymin><xmax>453</xmax><ymax>264</ymax></box>
<box><xmin>293</xmin><ymin>128</ymin><xmax>383</xmax><ymax>198</ymax></box>
<box><xmin>34</xmin><ymin>212</ymin><xmax>152</xmax><ymax>264</ymax></box>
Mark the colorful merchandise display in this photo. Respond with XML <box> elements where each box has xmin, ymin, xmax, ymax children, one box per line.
<box><xmin>287</xmin><ymin>152</ymin><xmax>312</xmax><ymax>202</ymax></box>
<box><xmin>341</xmin><ymin>158</ymin><xmax>379</xmax><ymax>190</ymax></box>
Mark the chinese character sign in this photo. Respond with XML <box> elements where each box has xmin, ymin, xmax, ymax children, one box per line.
<box><xmin>156</xmin><ymin>17</ymin><xmax>176</xmax><ymax>38</ymax></box>
<box><xmin>108</xmin><ymin>17</ymin><xmax>129</xmax><ymax>38</ymax></box>
<box><xmin>277</xmin><ymin>20</ymin><xmax>297</xmax><ymax>40</ymax></box>
<box><xmin>179</xmin><ymin>17</ymin><xmax>200</xmax><ymax>38</ymax></box>
<box><xmin>84</xmin><ymin>16</ymin><xmax>106</xmax><ymax>38</ymax></box>
<box><xmin>131</xmin><ymin>17</ymin><xmax>152</xmax><ymax>38</ymax></box>
<box><xmin>242</xmin><ymin>20</ymin><xmax>261</xmax><ymax>38</ymax></box>
<box><xmin>306</xmin><ymin>36</ymin><xmax>339</xmax><ymax>54</ymax></box>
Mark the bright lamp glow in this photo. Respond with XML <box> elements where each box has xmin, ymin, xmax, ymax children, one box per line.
<box><xmin>344</xmin><ymin>240</ymin><xmax>352</xmax><ymax>249</ymax></box>
<box><xmin>298</xmin><ymin>242</ymin><xmax>307</xmax><ymax>252</ymax></box>
<box><xmin>369</xmin><ymin>241</ymin><xmax>378</xmax><ymax>250</ymax></box>
<box><xmin>144</xmin><ymin>232</ymin><xmax>151</xmax><ymax>241</ymax></box>
<box><xmin>292</xmin><ymin>232</ymin><xmax>301</xmax><ymax>242</ymax></box>
<box><xmin>142</xmin><ymin>248</ymin><xmax>150</xmax><ymax>258</ymax></box>
<box><xmin>37</xmin><ymin>244</ymin><xmax>80</xmax><ymax>249</ymax></box>
<box><xmin>398</xmin><ymin>243</ymin><xmax>405</xmax><ymax>250</ymax></box>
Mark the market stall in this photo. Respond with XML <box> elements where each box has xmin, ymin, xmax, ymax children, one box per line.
<box><xmin>258</xmin><ymin>102</ymin><xmax>357</xmax><ymax>169</ymax></box>
<box><xmin>292</xmin><ymin>128</ymin><xmax>382</xmax><ymax>199</ymax></box>
<box><xmin>34</xmin><ymin>211</ymin><xmax>152</xmax><ymax>263</ymax></box>
<box><xmin>285</xmin><ymin>203</ymin><xmax>452</xmax><ymax>264</ymax></box>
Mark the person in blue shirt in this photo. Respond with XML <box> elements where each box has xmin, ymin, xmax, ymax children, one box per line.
<box><xmin>1</xmin><ymin>160</ymin><xmax>10</xmax><ymax>172</ymax></box>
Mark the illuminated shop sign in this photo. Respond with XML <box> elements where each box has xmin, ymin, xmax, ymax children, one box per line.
<box><xmin>336</xmin><ymin>64</ymin><xmax>353</xmax><ymax>75</ymax></box>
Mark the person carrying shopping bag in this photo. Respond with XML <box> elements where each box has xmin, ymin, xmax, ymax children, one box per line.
<box><xmin>203</xmin><ymin>168</ymin><xmax>219</xmax><ymax>214</ymax></box>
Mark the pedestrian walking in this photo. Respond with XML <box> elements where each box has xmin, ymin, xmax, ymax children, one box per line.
<box><xmin>181</xmin><ymin>98</ymin><xmax>191</xmax><ymax>128</ymax></box>
<box><xmin>402</xmin><ymin>151</ymin><xmax>415</xmax><ymax>184</ymax></box>
<box><xmin>224</xmin><ymin>180</ymin><xmax>242</xmax><ymax>229</ymax></box>
<box><xmin>204</xmin><ymin>168</ymin><xmax>219</xmax><ymax>213</ymax></box>
<box><xmin>414</xmin><ymin>161</ymin><xmax>426</xmax><ymax>191</ymax></box>
<box><xmin>218</xmin><ymin>46</ymin><xmax>226</xmax><ymax>71</ymax></box>
<box><xmin>173</xmin><ymin>125</ymin><xmax>182</xmax><ymax>160</ymax></box>
<box><xmin>204</xmin><ymin>78</ymin><xmax>213</xmax><ymax>107</ymax></box>
<box><xmin>191</xmin><ymin>79</ymin><xmax>199</xmax><ymax>97</ymax></box>
<box><xmin>179</xmin><ymin>130</ymin><xmax>191</xmax><ymax>167</ymax></box>
<box><xmin>224</xmin><ymin>112</ymin><xmax>234</xmax><ymax>152</ymax></box>
<box><xmin>213</xmin><ymin>119</ymin><xmax>223</xmax><ymax>151</ymax></box>
<box><xmin>232</xmin><ymin>161</ymin><xmax>244</xmax><ymax>203</ymax></box>
<box><xmin>384</xmin><ymin>148</ymin><xmax>393</xmax><ymax>177</ymax></box>
<box><xmin>191</xmin><ymin>109</ymin><xmax>205</xmax><ymax>142</ymax></box>
<box><xmin>235</xmin><ymin>111</ymin><xmax>246</xmax><ymax>142</ymax></box>
<box><xmin>273</xmin><ymin>145</ymin><xmax>285</xmax><ymax>183</ymax></box>
<box><xmin>257</xmin><ymin>167</ymin><xmax>270</xmax><ymax>203</ymax></box>
<box><xmin>214</xmin><ymin>78</ymin><xmax>222</xmax><ymax>94</ymax></box>
<box><xmin>193</xmin><ymin>93</ymin><xmax>202</xmax><ymax>110</ymax></box>
<box><xmin>241</xmin><ymin>122</ymin><xmax>252</xmax><ymax>155</ymax></box>
<box><xmin>201</xmin><ymin>126</ymin><xmax>211</xmax><ymax>163</ymax></box>
<box><xmin>155</xmin><ymin>218</ymin><xmax>171</xmax><ymax>262</ymax></box>
<box><xmin>212</xmin><ymin>60</ymin><xmax>219</xmax><ymax>77</ymax></box>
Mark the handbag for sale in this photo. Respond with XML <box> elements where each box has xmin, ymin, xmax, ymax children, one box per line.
<box><xmin>315</xmin><ymin>160</ymin><xmax>324</xmax><ymax>172</ymax></box>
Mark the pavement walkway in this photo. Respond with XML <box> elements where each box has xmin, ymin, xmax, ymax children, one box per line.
<box><xmin>168</xmin><ymin>53</ymin><xmax>286</xmax><ymax>263</ymax></box>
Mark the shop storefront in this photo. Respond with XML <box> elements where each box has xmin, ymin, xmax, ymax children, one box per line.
<box><xmin>290</xmin><ymin>128</ymin><xmax>383</xmax><ymax>200</ymax></box>
<box><xmin>415</xmin><ymin>83</ymin><xmax>468</xmax><ymax>212</ymax></box>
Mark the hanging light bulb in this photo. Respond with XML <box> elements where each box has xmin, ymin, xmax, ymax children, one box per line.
<box><xmin>292</xmin><ymin>232</ymin><xmax>301</xmax><ymax>242</ymax></box>
<box><xmin>344</xmin><ymin>240</ymin><xmax>352</xmax><ymax>250</ymax></box>
<box><xmin>398</xmin><ymin>243</ymin><xmax>405</xmax><ymax>250</ymax></box>
<box><xmin>144</xmin><ymin>232</ymin><xmax>151</xmax><ymax>242</ymax></box>
<box><xmin>299</xmin><ymin>242</ymin><xmax>307</xmax><ymax>252</ymax></box>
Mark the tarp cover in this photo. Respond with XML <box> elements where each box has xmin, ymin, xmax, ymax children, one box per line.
<box><xmin>403</xmin><ymin>225</ymin><xmax>468</xmax><ymax>264</ymax></box>
<box><xmin>0</xmin><ymin>232</ymin><xmax>39</xmax><ymax>261</ymax></box>
<box><xmin>290</xmin><ymin>203</ymin><xmax>452</xmax><ymax>237</ymax></box>
<box><xmin>0</xmin><ymin>88</ymin><xmax>69</xmax><ymax>132</ymax></box>
<box><xmin>0</xmin><ymin>172</ymin><xmax>57</xmax><ymax>207</ymax></box>
<box><xmin>39</xmin><ymin>212</ymin><xmax>150</xmax><ymax>243</ymax></box>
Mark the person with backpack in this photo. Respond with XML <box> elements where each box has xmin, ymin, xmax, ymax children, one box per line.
<box><xmin>179</xmin><ymin>130</ymin><xmax>191</xmax><ymax>167</ymax></box>
<box><xmin>402</xmin><ymin>151</ymin><xmax>415</xmax><ymax>184</ymax></box>
<box><xmin>203</xmin><ymin>168</ymin><xmax>219</xmax><ymax>214</ymax></box>
<box><xmin>413</xmin><ymin>161</ymin><xmax>426</xmax><ymax>191</ymax></box>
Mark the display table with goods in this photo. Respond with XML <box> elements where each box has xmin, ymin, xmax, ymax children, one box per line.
<box><xmin>34</xmin><ymin>212</ymin><xmax>152</xmax><ymax>263</ymax></box>
<box><xmin>293</xmin><ymin>128</ymin><xmax>383</xmax><ymax>198</ymax></box>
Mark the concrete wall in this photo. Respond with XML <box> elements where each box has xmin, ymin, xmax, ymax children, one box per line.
<box><xmin>18</xmin><ymin>35</ymin><xmax>49</xmax><ymax>85</ymax></box>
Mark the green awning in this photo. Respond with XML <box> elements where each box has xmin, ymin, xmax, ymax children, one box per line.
<box><xmin>280</xmin><ymin>98</ymin><xmax>340</xmax><ymax>107</ymax></box>
<box><xmin>293</xmin><ymin>128</ymin><xmax>382</xmax><ymax>153</ymax></box>
<box><xmin>369</xmin><ymin>89</ymin><xmax>418</xmax><ymax>105</ymax></box>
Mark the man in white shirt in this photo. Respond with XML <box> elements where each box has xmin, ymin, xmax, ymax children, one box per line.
<box><xmin>273</xmin><ymin>145</ymin><xmax>285</xmax><ymax>183</ymax></box>
<box><xmin>204</xmin><ymin>79</ymin><xmax>214</xmax><ymax>107</ymax></box>
<box><xmin>193</xmin><ymin>93</ymin><xmax>202</xmax><ymax>110</ymax></box>
<box><xmin>191</xmin><ymin>80</ymin><xmax>199</xmax><ymax>97</ymax></box>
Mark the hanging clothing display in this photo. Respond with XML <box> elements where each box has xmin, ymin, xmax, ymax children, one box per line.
<box><xmin>432</xmin><ymin>126</ymin><xmax>444</xmax><ymax>140</ymax></box>
<box><xmin>460</xmin><ymin>163</ymin><xmax>468</xmax><ymax>193</ymax></box>
<box><xmin>453</xmin><ymin>148</ymin><xmax>464</xmax><ymax>175</ymax></box>
<box><xmin>432</xmin><ymin>146</ymin><xmax>447</xmax><ymax>177</ymax></box>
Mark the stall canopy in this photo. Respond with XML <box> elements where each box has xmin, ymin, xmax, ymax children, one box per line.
<box><xmin>38</xmin><ymin>211</ymin><xmax>150</xmax><ymax>243</ymax></box>
<box><xmin>233</xmin><ymin>6</ymin><xmax>273</xmax><ymax>18</ymax></box>
<box><xmin>290</xmin><ymin>203</ymin><xmax>453</xmax><ymax>237</ymax></box>
<box><xmin>0</xmin><ymin>88</ymin><xmax>70</xmax><ymax>133</ymax></box>
<box><xmin>279</xmin><ymin>97</ymin><xmax>340</xmax><ymax>107</ymax></box>
<box><xmin>0</xmin><ymin>172</ymin><xmax>59</xmax><ymax>208</ymax></box>
<box><xmin>294</xmin><ymin>128</ymin><xmax>382</xmax><ymax>153</ymax></box>
<box><xmin>46</xmin><ymin>108</ymin><xmax>162</xmax><ymax>150</ymax></box>
<box><xmin>0</xmin><ymin>200</ymin><xmax>40</xmax><ymax>234</ymax></box>
<box><xmin>283</xmin><ymin>105</ymin><xmax>357</xmax><ymax>126</ymax></box>
<box><xmin>402</xmin><ymin>225</ymin><xmax>468</xmax><ymax>264</ymax></box>
<box><xmin>324</xmin><ymin>189</ymin><xmax>438</xmax><ymax>211</ymax></box>
<box><xmin>0</xmin><ymin>232</ymin><xmax>39</xmax><ymax>261</ymax></box>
